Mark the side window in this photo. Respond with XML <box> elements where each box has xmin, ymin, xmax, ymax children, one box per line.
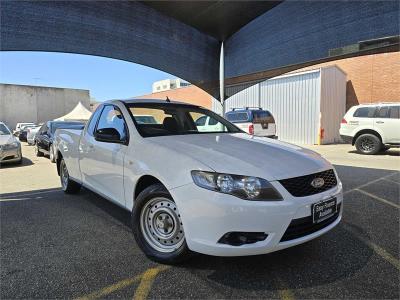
<box><xmin>40</xmin><ymin>123</ymin><xmax>48</xmax><ymax>134</ymax></box>
<box><xmin>195</xmin><ymin>116</ymin><xmax>207</xmax><ymax>126</ymax></box>
<box><xmin>389</xmin><ymin>106</ymin><xmax>399</xmax><ymax>119</ymax></box>
<box><xmin>96</xmin><ymin>105</ymin><xmax>127</xmax><ymax>142</ymax></box>
<box><xmin>353</xmin><ymin>107</ymin><xmax>377</xmax><ymax>118</ymax></box>
<box><xmin>87</xmin><ymin>106</ymin><xmax>103</xmax><ymax>136</ymax></box>
<box><xmin>208</xmin><ymin>117</ymin><xmax>218</xmax><ymax>125</ymax></box>
<box><xmin>377</xmin><ymin>107</ymin><xmax>389</xmax><ymax>118</ymax></box>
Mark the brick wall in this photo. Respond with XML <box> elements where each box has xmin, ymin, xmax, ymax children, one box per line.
<box><xmin>134</xmin><ymin>85</ymin><xmax>213</xmax><ymax>109</ymax></box>
<box><xmin>135</xmin><ymin>52</ymin><xmax>399</xmax><ymax>112</ymax></box>
<box><xmin>297</xmin><ymin>52</ymin><xmax>400</xmax><ymax>110</ymax></box>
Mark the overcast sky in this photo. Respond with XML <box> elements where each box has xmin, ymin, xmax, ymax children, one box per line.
<box><xmin>0</xmin><ymin>52</ymin><xmax>174</xmax><ymax>102</ymax></box>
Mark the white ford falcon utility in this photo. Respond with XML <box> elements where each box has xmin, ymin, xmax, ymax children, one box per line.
<box><xmin>55</xmin><ymin>99</ymin><xmax>343</xmax><ymax>263</ymax></box>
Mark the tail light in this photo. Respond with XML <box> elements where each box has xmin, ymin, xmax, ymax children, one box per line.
<box><xmin>248</xmin><ymin>124</ymin><xmax>254</xmax><ymax>135</ymax></box>
<box><xmin>341</xmin><ymin>118</ymin><xmax>347</xmax><ymax>124</ymax></box>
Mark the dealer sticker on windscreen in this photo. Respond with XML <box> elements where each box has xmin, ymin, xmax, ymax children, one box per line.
<box><xmin>312</xmin><ymin>198</ymin><xmax>337</xmax><ymax>223</ymax></box>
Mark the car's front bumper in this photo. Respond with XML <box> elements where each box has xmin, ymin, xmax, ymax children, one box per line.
<box><xmin>0</xmin><ymin>147</ymin><xmax>22</xmax><ymax>163</ymax></box>
<box><xmin>170</xmin><ymin>180</ymin><xmax>343</xmax><ymax>256</ymax></box>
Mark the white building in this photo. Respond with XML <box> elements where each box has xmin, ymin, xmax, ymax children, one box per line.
<box><xmin>152</xmin><ymin>78</ymin><xmax>190</xmax><ymax>93</ymax></box>
<box><xmin>213</xmin><ymin>66</ymin><xmax>347</xmax><ymax>145</ymax></box>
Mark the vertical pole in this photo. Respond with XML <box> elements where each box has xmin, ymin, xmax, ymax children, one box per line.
<box><xmin>219</xmin><ymin>42</ymin><xmax>225</xmax><ymax>115</ymax></box>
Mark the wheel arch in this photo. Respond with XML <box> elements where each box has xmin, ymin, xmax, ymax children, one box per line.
<box><xmin>352</xmin><ymin>129</ymin><xmax>382</xmax><ymax>145</ymax></box>
<box><xmin>134</xmin><ymin>175</ymin><xmax>167</xmax><ymax>200</ymax></box>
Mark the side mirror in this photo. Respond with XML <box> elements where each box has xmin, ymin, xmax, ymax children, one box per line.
<box><xmin>95</xmin><ymin>127</ymin><xmax>123</xmax><ymax>144</ymax></box>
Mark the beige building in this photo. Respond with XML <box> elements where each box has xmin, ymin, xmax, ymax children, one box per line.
<box><xmin>0</xmin><ymin>83</ymin><xmax>90</xmax><ymax>129</ymax></box>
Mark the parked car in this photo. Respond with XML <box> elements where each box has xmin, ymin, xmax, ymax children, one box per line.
<box><xmin>18</xmin><ymin>124</ymin><xmax>38</xmax><ymax>142</ymax></box>
<box><xmin>340</xmin><ymin>103</ymin><xmax>400</xmax><ymax>155</ymax></box>
<box><xmin>55</xmin><ymin>99</ymin><xmax>343</xmax><ymax>264</ymax></box>
<box><xmin>225</xmin><ymin>107</ymin><xmax>277</xmax><ymax>138</ymax></box>
<box><xmin>35</xmin><ymin>121</ymin><xmax>85</xmax><ymax>162</ymax></box>
<box><xmin>13</xmin><ymin>122</ymin><xmax>35</xmax><ymax>136</ymax></box>
<box><xmin>27</xmin><ymin>125</ymin><xmax>42</xmax><ymax>145</ymax></box>
<box><xmin>0</xmin><ymin>122</ymin><xmax>22</xmax><ymax>164</ymax></box>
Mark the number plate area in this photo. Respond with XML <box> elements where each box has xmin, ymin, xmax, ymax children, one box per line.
<box><xmin>312</xmin><ymin>198</ymin><xmax>337</xmax><ymax>223</ymax></box>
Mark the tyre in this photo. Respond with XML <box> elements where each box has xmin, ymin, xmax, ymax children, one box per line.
<box><xmin>132</xmin><ymin>183</ymin><xmax>191</xmax><ymax>264</ymax></box>
<box><xmin>49</xmin><ymin>144</ymin><xmax>56</xmax><ymax>163</ymax></box>
<box><xmin>35</xmin><ymin>144</ymin><xmax>43</xmax><ymax>157</ymax></box>
<box><xmin>355</xmin><ymin>134</ymin><xmax>382</xmax><ymax>155</ymax></box>
<box><xmin>59</xmin><ymin>158</ymin><xmax>81</xmax><ymax>194</ymax></box>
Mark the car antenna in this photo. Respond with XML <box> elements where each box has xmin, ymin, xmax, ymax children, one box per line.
<box><xmin>166</xmin><ymin>96</ymin><xmax>171</xmax><ymax>102</ymax></box>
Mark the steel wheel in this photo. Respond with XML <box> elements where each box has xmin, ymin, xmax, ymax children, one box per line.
<box><xmin>60</xmin><ymin>159</ymin><xmax>69</xmax><ymax>190</ymax></box>
<box><xmin>140</xmin><ymin>197</ymin><xmax>185</xmax><ymax>253</ymax></box>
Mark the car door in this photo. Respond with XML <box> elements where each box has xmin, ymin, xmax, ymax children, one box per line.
<box><xmin>80</xmin><ymin>104</ymin><xmax>128</xmax><ymax>206</ymax></box>
<box><xmin>374</xmin><ymin>106</ymin><xmax>400</xmax><ymax>143</ymax></box>
<box><xmin>37</xmin><ymin>123</ymin><xmax>49</xmax><ymax>151</ymax></box>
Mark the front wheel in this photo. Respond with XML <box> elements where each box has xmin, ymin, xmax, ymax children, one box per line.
<box><xmin>49</xmin><ymin>144</ymin><xmax>56</xmax><ymax>163</ymax></box>
<box><xmin>132</xmin><ymin>183</ymin><xmax>191</xmax><ymax>264</ymax></box>
<box><xmin>355</xmin><ymin>134</ymin><xmax>381</xmax><ymax>155</ymax></box>
<box><xmin>60</xmin><ymin>158</ymin><xmax>81</xmax><ymax>194</ymax></box>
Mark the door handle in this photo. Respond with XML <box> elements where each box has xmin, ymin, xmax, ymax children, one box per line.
<box><xmin>376</xmin><ymin>121</ymin><xmax>384</xmax><ymax>124</ymax></box>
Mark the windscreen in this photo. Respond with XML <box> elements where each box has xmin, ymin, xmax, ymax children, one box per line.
<box><xmin>126</xmin><ymin>103</ymin><xmax>241</xmax><ymax>137</ymax></box>
<box><xmin>0</xmin><ymin>124</ymin><xmax>11</xmax><ymax>135</ymax></box>
<box><xmin>225</xmin><ymin>112</ymin><xmax>250</xmax><ymax>123</ymax></box>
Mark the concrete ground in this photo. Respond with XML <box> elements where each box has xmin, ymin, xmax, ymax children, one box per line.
<box><xmin>1</xmin><ymin>143</ymin><xmax>399</xmax><ymax>299</ymax></box>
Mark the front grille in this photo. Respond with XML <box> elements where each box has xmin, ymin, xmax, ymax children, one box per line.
<box><xmin>280</xmin><ymin>203</ymin><xmax>341</xmax><ymax>242</ymax></box>
<box><xmin>279</xmin><ymin>169</ymin><xmax>337</xmax><ymax>197</ymax></box>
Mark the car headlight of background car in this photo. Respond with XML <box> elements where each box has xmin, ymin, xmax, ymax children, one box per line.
<box><xmin>191</xmin><ymin>171</ymin><xmax>282</xmax><ymax>201</ymax></box>
<box><xmin>2</xmin><ymin>141</ymin><xmax>20</xmax><ymax>150</ymax></box>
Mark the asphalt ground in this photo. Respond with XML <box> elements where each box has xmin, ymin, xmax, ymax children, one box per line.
<box><xmin>0</xmin><ymin>144</ymin><xmax>399</xmax><ymax>299</ymax></box>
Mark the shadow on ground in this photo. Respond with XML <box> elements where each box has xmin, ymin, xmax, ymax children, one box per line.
<box><xmin>0</xmin><ymin>156</ymin><xmax>33</xmax><ymax>169</ymax></box>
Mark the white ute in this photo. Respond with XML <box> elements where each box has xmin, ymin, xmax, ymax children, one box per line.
<box><xmin>55</xmin><ymin>99</ymin><xmax>343</xmax><ymax>263</ymax></box>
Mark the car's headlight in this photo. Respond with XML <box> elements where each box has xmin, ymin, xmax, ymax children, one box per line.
<box><xmin>191</xmin><ymin>171</ymin><xmax>282</xmax><ymax>201</ymax></box>
<box><xmin>3</xmin><ymin>141</ymin><xmax>19</xmax><ymax>150</ymax></box>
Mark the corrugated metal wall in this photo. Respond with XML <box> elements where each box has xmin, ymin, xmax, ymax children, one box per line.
<box><xmin>260</xmin><ymin>70</ymin><xmax>321</xmax><ymax>144</ymax></box>
<box><xmin>220</xmin><ymin>67</ymin><xmax>347</xmax><ymax>145</ymax></box>
<box><xmin>320</xmin><ymin>67</ymin><xmax>347</xmax><ymax>144</ymax></box>
<box><xmin>224</xmin><ymin>84</ymin><xmax>259</xmax><ymax>112</ymax></box>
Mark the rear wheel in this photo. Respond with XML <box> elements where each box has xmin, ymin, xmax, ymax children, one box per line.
<box><xmin>60</xmin><ymin>158</ymin><xmax>81</xmax><ymax>194</ymax></box>
<box><xmin>355</xmin><ymin>134</ymin><xmax>381</xmax><ymax>155</ymax></box>
<box><xmin>132</xmin><ymin>183</ymin><xmax>191</xmax><ymax>264</ymax></box>
<box><xmin>35</xmin><ymin>144</ymin><xmax>43</xmax><ymax>157</ymax></box>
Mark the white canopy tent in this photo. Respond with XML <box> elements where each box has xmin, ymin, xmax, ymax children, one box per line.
<box><xmin>54</xmin><ymin>102</ymin><xmax>92</xmax><ymax>122</ymax></box>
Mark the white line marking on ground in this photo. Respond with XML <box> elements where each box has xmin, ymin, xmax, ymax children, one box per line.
<box><xmin>382</xmin><ymin>178</ymin><xmax>400</xmax><ymax>185</ymax></box>
<box><xmin>343</xmin><ymin>172</ymin><xmax>398</xmax><ymax>195</ymax></box>
<box><xmin>343</xmin><ymin>224</ymin><xmax>400</xmax><ymax>271</ymax></box>
<box><xmin>353</xmin><ymin>188</ymin><xmax>400</xmax><ymax>209</ymax></box>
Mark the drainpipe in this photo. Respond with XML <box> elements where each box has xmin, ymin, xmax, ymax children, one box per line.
<box><xmin>219</xmin><ymin>42</ymin><xmax>225</xmax><ymax>115</ymax></box>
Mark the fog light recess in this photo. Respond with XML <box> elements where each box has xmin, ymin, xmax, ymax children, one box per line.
<box><xmin>218</xmin><ymin>232</ymin><xmax>268</xmax><ymax>246</ymax></box>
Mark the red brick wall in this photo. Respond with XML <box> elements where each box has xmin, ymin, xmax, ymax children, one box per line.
<box><xmin>298</xmin><ymin>52</ymin><xmax>400</xmax><ymax>109</ymax></box>
<box><xmin>135</xmin><ymin>52</ymin><xmax>399</xmax><ymax>111</ymax></box>
<box><xmin>135</xmin><ymin>85</ymin><xmax>212</xmax><ymax>109</ymax></box>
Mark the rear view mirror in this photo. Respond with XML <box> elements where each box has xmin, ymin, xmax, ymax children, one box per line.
<box><xmin>95</xmin><ymin>128</ymin><xmax>123</xmax><ymax>144</ymax></box>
